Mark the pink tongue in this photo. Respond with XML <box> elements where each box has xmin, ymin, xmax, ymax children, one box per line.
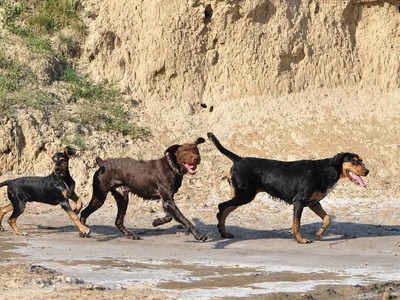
<box><xmin>349</xmin><ymin>172</ymin><xmax>367</xmax><ymax>188</ymax></box>
<box><xmin>185</xmin><ymin>164</ymin><xmax>196</xmax><ymax>174</ymax></box>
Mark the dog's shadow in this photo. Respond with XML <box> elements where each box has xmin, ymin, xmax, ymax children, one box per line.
<box><xmin>38</xmin><ymin>217</ymin><xmax>400</xmax><ymax>246</ymax></box>
<box><xmin>37</xmin><ymin>223</ymin><xmax>195</xmax><ymax>242</ymax></box>
<box><xmin>190</xmin><ymin>217</ymin><xmax>400</xmax><ymax>249</ymax></box>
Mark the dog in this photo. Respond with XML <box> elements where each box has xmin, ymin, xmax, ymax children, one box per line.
<box><xmin>0</xmin><ymin>146</ymin><xmax>90</xmax><ymax>237</ymax></box>
<box><xmin>79</xmin><ymin>137</ymin><xmax>208</xmax><ymax>241</ymax></box>
<box><xmin>207</xmin><ymin>132</ymin><xmax>369</xmax><ymax>244</ymax></box>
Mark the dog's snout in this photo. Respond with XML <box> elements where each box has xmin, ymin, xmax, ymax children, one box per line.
<box><xmin>364</xmin><ymin>168</ymin><xmax>369</xmax><ymax>176</ymax></box>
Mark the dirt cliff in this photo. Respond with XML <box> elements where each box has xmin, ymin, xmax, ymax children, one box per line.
<box><xmin>82</xmin><ymin>0</ymin><xmax>399</xmax><ymax>102</ymax></box>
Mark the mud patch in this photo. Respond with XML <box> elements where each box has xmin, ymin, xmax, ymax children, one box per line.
<box><xmin>158</xmin><ymin>271</ymin><xmax>342</xmax><ymax>290</ymax></box>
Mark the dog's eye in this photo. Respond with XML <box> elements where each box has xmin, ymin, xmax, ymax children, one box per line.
<box><xmin>352</xmin><ymin>160</ymin><xmax>359</xmax><ymax>165</ymax></box>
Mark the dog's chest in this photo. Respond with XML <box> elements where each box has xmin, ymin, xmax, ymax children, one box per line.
<box><xmin>310</xmin><ymin>191</ymin><xmax>326</xmax><ymax>202</ymax></box>
<box><xmin>309</xmin><ymin>183</ymin><xmax>337</xmax><ymax>203</ymax></box>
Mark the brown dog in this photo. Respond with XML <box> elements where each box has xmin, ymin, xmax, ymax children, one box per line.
<box><xmin>80</xmin><ymin>138</ymin><xmax>207</xmax><ymax>241</ymax></box>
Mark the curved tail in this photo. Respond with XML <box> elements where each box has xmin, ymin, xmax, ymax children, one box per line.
<box><xmin>207</xmin><ymin>132</ymin><xmax>241</xmax><ymax>162</ymax></box>
<box><xmin>0</xmin><ymin>181</ymin><xmax>9</xmax><ymax>188</ymax></box>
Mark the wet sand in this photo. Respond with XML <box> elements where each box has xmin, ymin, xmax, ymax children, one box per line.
<box><xmin>1</xmin><ymin>198</ymin><xmax>400</xmax><ymax>299</ymax></box>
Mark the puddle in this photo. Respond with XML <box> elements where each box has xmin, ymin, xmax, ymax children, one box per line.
<box><xmin>2</xmin><ymin>222</ymin><xmax>400</xmax><ymax>298</ymax></box>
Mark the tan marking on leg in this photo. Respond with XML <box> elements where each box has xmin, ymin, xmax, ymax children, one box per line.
<box><xmin>62</xmin><ymin>189</ymin><xmax>69</xmax><ymax>198</ymax></box>
<box><xmin>73</xmin><ymin>198</ymin><xmax>82</xmax><ymax>214</ymax></box>
<box><xmin>66</xmin><ymin>210</ymin><xmax>90</xmax><ymax>234</ymax></box>
<box><xmin>311</xmin><ymin>192</ymin><xmax>326</xmax><ymax>202</ymax></box>
<box><xmin>218</xmin><ymin>206</ymin><xmax>237</xmax><ymax>236</ymax></box>
<box><xmin>69</xmin><ymin>193</ymin><xmax>82</xmax><ymax>214</ymax></box>
<box><xmin>316</xmin><ymin>215</ymin><xmax>331</xmax><ymax>238</ymax></box>
<box><xmin>0</xmin><ymin>203</ymin><xmax>13</xmax><ymax>229</ymax></box>
<box><xmin>8</xmin><ymin>217</ymin><xmax>26</xmax><ymax>236</ymax></box>
<box><xmin>292</xmin><ymin>216</ymin><xmax>311</xmax><ymax>244</ymax></box>
<box><xmin>309</xmin><ymin>202</ymin><xmax>331</xmax><ymax>239</ymax></box>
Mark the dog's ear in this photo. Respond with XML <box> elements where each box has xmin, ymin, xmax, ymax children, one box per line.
<box><xmin>48</xmin><ymin>148</ymin><xmax>56</xmax><ymax>158</ymax></box>
<box><xmin>194</xmin><ymin>137</ymin><xmax>205</xmax><ymax>145</ymax></box>
<box><xmin>332</xmin><ymin>152</ymin><xmax>347</xmax><ymax>166</ymax></box>
<box><xmin>164</xmin><ymin>144</ymin><xmax>180</xmax><ymax>162</ymax></box>
<box><xmin>64</xmin><ymin>146</ymin><xmax>77</xmax><ymax>157</ymax></box>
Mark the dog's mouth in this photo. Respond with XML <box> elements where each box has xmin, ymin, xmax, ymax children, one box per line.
<box><xmin>346</xmin><ymin>170</ymin><xmax>367</xmax><ymax>188</ymax></box>
<box><xmin>184</xmin><ymin>163</ymin><xmax>197</xmax><ymax>174</ymax></box>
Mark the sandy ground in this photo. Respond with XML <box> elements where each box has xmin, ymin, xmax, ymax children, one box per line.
<box><xmin>0</xmin><ymin>87</ymin><xmax>399</xmax><ymax>299</ymax></box>
<box><xmin>1</xmin><ymin>194</ymin><xmax>400</xmax><ymax>300</ymax></box>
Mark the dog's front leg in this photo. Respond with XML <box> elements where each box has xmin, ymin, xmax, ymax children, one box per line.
<box><xmin>292</xmin><ymin>200</ymin><xmax>311</xmax><ymax>244</ymax></box>
<box><xmin>60</xmin><ymin>200</ymin><xmax>90</xmax><ymax>237</ymax></box>
<box><xmin>309</xmin><ymin>202</ymin><xmax>331</xmax><ymax>240</ymax></box>
<box><xmin>152</xmin><ymin>213</ymin><xmax>173</xmax><ymax>227</ymax></box>
<box><xmin>160</xmin><ymin>192</ymin><xmax>207</xmax><ymax>241</ymax></box>
<box><xmin>69</xmin><ymin>192</ymin><xmax>82</xmax><ymax>215</ymax></box>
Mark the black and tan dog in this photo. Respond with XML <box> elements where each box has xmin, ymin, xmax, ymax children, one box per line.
<box><xmin>207</xmin><ymin>133</ymin><xmax>369</xmax><ymax>244</ymax></box>
<box><xmin>0</xmin><ymin>147</ymin><xmax>89</xmax><ymax>237</ymax></box>
<box><xmin>80</xmin><ymin>138</ymin><xmax>207</xmax><ymax>241</ymax></box>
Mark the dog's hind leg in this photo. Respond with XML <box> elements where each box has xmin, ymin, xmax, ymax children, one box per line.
<box><xmin>292</xmin><ymin>199</ymin><xmax>311</xmax><ymax>244</ymax></box>
<box><xmin>111</xmin><ymin>189</ymin><xmax>140</xmax><ymax>240</ymax></box>
<box><xmin>80</xmin><ymin>169</ymin><xmax>107</xmax><ymax>227</ymax></box>
<box><xmin>79</xmin><ymin>192</ymin><xmax>106</xmax><ymax>226</ymax></box>
<box><xmin>217</xmin><ymin>189</ymin><xmax>256</xmax><ymax>239</ymax></box>
<box><xmin>7</xmin><ymin>191</ymin><xmax>27</xmax><ymax>236</ymax></box>
<box><xmin>0</xmin><ymin>203</ymin><xmax>13</xmax><ymax>231</ymax></box>
<box><xmin>309</xmin><ymin>202</ymin><xmax>330</xmax><ymax>240</ymax></box>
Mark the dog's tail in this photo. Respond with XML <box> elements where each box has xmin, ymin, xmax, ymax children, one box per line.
<box><xmin>95</xmin><ymin>157</ymin><xmax>106</xmax><ymax>174</ymax></box>
<box><xmin>95</xmin><ymin>157</ymin><xmax>104</xmax><ymax>167</ymax></box>
<box><xmin>0</xmin><ymin>180</ymin><xmax>9</xmax><ymax>188</ymax></box>
<box><xmin>207</xmin><ymin>132</ymin><xmax>241</xmax><ymax>162</ymax></box>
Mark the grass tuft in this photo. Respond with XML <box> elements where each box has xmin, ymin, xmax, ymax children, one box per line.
<box><xmin>61</xmin><ymin>134</ymin><xmax>87</xmax><ymax>150</ymax></box>
<box><xmin>0</xmin><ymin>0</ymin><xmax>150</xmax><ymax>140</ymax></box>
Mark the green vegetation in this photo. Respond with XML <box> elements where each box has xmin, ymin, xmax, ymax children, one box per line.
<box><xmin>56</xmin><ymin>66</ymin><xmax>150</xmax><ymax>139</ymax></box>
<box><xmin>61</xmin><ymin>134</ymin><xmax>87</xmax><ymax>150</ymax></box>
<box><xmin>0</xmin><ymin>50</ymin><xmax>35</xmax><ymax>92</ymax></box>
<box><xmin>0</xmin><ymin>0</ymin><xmax>150</xmax><ymax>141</ymax></box>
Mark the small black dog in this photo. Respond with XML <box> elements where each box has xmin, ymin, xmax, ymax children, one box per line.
<box><xmin>208</xmin><ymin>132</ymin><xmax>369</xmax><ymax>244</ymax></box>
<box><xmin>0</xmin><ymin>146</ymin><xmax>90</xmax><ymax>237</ymax></box>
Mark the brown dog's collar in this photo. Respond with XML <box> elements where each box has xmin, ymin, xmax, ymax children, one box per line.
<box><xmin>165</xmin><ymin>152</ymin><xmax>181</xmax><ymax>175</ymax></box>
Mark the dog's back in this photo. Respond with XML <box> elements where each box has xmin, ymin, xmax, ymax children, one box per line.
<box><xmin>1</xmin><ymin>176</ymin><xmax>66</xmax><ymax>205</ymax></box>
<box><xmin>94</xmin><ymin>157</ymin><xmax>163</xmax><ymax>199</ymax></box>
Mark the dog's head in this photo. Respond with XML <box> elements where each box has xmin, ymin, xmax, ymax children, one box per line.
<box><xmin>164</xmin><ymin>137</ymin><xmax>205</xmax><ymax>175</ymax></box>
<box><xmin>50</xmin><ymin>146</ymin><xmax>78</xmax><ymax>175</ymax></box>
<box><xmin>334</xmin><ymin>152</ymin><xmax>369</xmax><ymax>188</ymax></box>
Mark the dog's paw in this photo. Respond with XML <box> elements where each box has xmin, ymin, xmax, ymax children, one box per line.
<box><xmin>217</xmin><ymin>224</ymin><xmax>234</xmax><ymax>239</ymax></box>
<box><xmin>0</xmin><ymin>226</ymin><xmax>4</xmax><ymax>232</ymax></box>
<box><xmin>221</xmin><ymin>232</ymin><xmax>235</xmax><ymax>239</ymax></box>
<box><xmin>194</xmin><ymin>233</ymin><xmax>208</xmax><ymax>242</ymax></box>
<box><xmin>191</xmin><ymin>230</ymin><xmax>208</xmax><ymax>242</ymax></box>
<box><xmin>125</xmin><ymin>232</ymin><xmax>141</xmax><ymax>240</ymax></box>
<box><xmin>297</xmin><ymin>238</ymin><xmax>312</xmax><ymax>244</ymax></box>
<box><xmin>152</xmin><ymin>219</ymin><xmax>161</xmax><ymax>227</ymax></box>
<box><xmin>79</xmin><ymin>230</ymin><xmax>91</xmax><ymax>238</ymax></box>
